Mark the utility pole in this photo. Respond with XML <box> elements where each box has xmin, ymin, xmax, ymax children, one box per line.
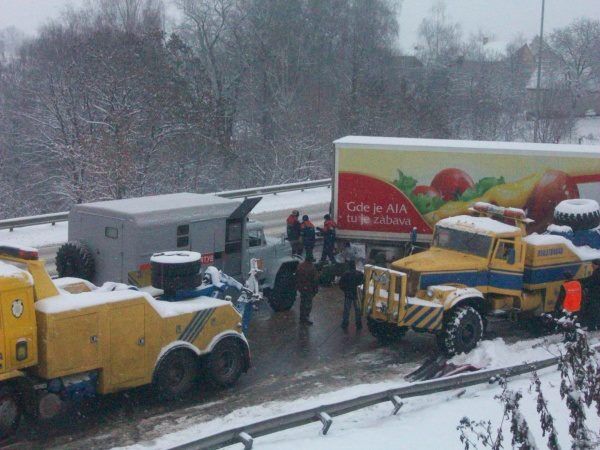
<box><xmin>534</xmin><ymin>0</ymin><xmax>546</xmax><ymax>143</ymax></box>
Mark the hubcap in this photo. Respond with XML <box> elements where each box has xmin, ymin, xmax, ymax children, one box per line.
<box><xmin>0</xmin><ymin>395</ymin><xmax>18</xmax><ymax>433</ymax></box>
<box><xmin>167</xmin><ymin>363</ymin><xmax>186</xmax><ymax>385</ymax></box>
<box><xmin>461</xmin><ymin>323</ymin><xmax>475</xmax><ymax>345</ymax></box>
<box><xmin>217</xmin><ymin>350</ymin><xmax>236</xmax><ymax>378</ymax></box>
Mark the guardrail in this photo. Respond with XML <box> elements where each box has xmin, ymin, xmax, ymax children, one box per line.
<box><xmin>170</xmin><ymin>353</ymin><xmax>564</xmax><ymax>450</ymax></box>
<box><xmin>0</xmin><ymin>179</ymin><xmax>332</xmax><ymax>231</ymax></box>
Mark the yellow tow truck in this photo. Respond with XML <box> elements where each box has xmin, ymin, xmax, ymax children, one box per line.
<box><xmin>363</xmin><ymin>202</ymin><xmax>595</xmax><ymax>355</ymax></box>
<box><xmin>0</xmin><ymin>245</ymin><xmax>250</xmax><ymax>438</ymax></box>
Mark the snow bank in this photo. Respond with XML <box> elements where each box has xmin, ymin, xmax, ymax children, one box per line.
<box><xmin>449</xmin><ymin>336</ymin><xmax>565</xmax><ymax>369</ymax></box>
<box><xmin>251</xmin><ymin>187</ymin><xmax>331</xmax><ymax>214</ymax></box>
<box><xmin>0</xmin><ymin>222</ymin><xmax>67</xmax><ymax>248</ymax></box>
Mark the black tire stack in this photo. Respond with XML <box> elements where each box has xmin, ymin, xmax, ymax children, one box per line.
<box><xmin>151</xmin><ymin>251</ymin><xmax>201</xmax><ymax>297</ymax></box>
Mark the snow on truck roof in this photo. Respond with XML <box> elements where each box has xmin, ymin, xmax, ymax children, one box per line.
<box><xmin>35</xmin><ymin>287</ymin><xmax>230</xmax><ymax>317</ymax></box>
<box><xmin>437</xmin><ymin>215</ymin><xmax>520</xmax><ymax>235</ymax></box>
<box><xmin>334</xmin><ymin>136</ymin><xmax>600</xmax><ymax>156</ymax></box>
<box><xmin>72</xmin><ymin>193</ymin><xmax>241</xmax><ymax>224</ymax></box>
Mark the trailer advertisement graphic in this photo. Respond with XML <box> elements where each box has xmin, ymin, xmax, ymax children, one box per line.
<box><xmin>337</xmin><ymin>172</ymin><xmax>432</xmax><ymax>234</ymax></box>
<box><xmin>335</xmin><ymin>145</ymin><xmax>600</xmax><ymax>238</ymax></box>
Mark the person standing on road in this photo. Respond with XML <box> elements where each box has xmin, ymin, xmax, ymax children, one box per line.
<box><xmin>559</xmin><ymin>271</ymin><xmax>583</xmax><ymax>315</ymax></box>
<box><xmin>300</xmin><ymin>215</ymin><xmax>316</xmax><ymax>261</ymax></box>
<box><xmin>318</xmin><ymin>214</ymin><xmax>337</xmax><ymax>264</ymax></box>
<box><xmin>582</xmin><ymin>259</ymin><xmax>600</xmax><ymax>330</ymax></box>
<box><xmin>296</xmin><ymin>256</ymin><xmax>319</xmax><ymax>325</ymax></box>
<box><xmin>338</xmin><ymin>260</ymin><xmax>363</xmax><ymax>332</ymax></box>
<box><xmin>286</xmin><ymin>210</ymin><xmax>302</xmax><ymax>255</ymax></box>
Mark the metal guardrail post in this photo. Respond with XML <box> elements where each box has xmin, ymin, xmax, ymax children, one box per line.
<box><xmin>169</xmin><ymin>348</ymin><xmax>575</xmax><ymax>450</ymax></box>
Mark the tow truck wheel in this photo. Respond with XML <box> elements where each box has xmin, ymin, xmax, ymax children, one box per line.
<box><xmin>153</xmin><ymin>349</ymin><xmax>198</xmax><ymax>400</ymax></box>
<box><xmin>56</xmin><ymin>241</ymin><xmax>95</xmax><ymax>281</ymax></box>
<box><xmin>268</xmin><ymin>267</ymin><xmax>297</xmax><ymax>312</ymax></box>
<box><xmin>367</xmin><ymin>318</ymin><xmax>407</xmax><ymax>343</ymax></box>
<box><xmin>0</xmin><ymin>386</ymin><xmax>21</xmax><ymax>440</ymax></box>
<box><xmin>206</xmin><ymin>339</ymin><xmax>245</xmax><ymax>388</ymax></box>
<box><xmin>437</xmin><ymin>306</ymin><xmax>483</xmax><ymax>356</ymax></box>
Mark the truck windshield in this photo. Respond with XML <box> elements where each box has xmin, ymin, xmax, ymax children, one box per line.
<box><xmin>432</xmin><ymin>226</ymin><xmax>492</xmax><ymax>258</ymax></box>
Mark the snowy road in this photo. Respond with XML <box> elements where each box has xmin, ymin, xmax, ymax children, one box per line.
<box><xmin>13</xmin><ymin>288</ymin><xmax>549</xmax><ymax>449</ymax></box>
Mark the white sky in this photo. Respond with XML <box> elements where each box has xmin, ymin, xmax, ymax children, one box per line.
<box><xmin>1</xmin><ymin>0</ymin><xmax>599</xmax><ymax>52</ymax></box>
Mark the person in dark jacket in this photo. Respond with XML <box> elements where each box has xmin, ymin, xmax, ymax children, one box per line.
<box><xmin>338</xmin><ymin>260</ymin><xmax>363</xmax><ymax>331</ymax></box>
<box><xmin>295</xmin><ymin>256</ymin><xmax>319</xmax><ymax>325</ymax></box>
<box><xmin>300</xmin><ymin>215</ymin><xmax>316</xmax><ymax>260</ymax></box>
<box><xmin>286</xmin><ymin>210</ymin><xmax>302</xmax><ymax>255</ymax></box>
<box><xmin>582</xmin><ymin>259</ymin><xmax>600</xmax><ymax>330</ymax></box>
<box><xmin>318</xmin><ymin>214</ymin><xmax>337</xmax><ymax>263</ymax></box>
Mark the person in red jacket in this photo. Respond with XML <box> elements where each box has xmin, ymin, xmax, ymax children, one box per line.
<box><xmin>300</xmin><ymin>215</ymin><xmax>316</xmax><ymax>261</ymax></box>
<box><xmin>295</xmin><ymin>256</ymin><xmax>319</xmax><ymax>325</ymax></box>
<box><xmin>560</xmin><ymin>272</ymin><xmax>582</xmax><ymax>314</ymax></box>
<box><xmin>318</xmin><ymin>214</ymin><xmax>337</xmax><ymax>263</ymax></box>
<box><xmin>286</xmin><ymin>210</ymin><xmax>302</xmax><ymax>255</ymax></box>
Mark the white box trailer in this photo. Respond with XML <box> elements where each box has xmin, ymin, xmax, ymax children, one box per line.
<box><xmin>333</xmin><ymin>136</ymin><xmax>600</xmax><ymax>260</ymax></box>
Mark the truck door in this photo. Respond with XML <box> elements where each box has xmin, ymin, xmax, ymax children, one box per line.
<box><xmin>109</xmin><ymin>303</ymin><xmax>146</xmax><ymax>386</ymax></box>
<box><xmin>224</xmin><ymin>198</ymin><xmax>262</xmax><ymax>278</ymax></box>
<box><xmin>488</xmin><ymin>239</ymin><xmax>524</xmax><ymax>295</ymax></box>
<box><xmin>85</xmin><ymin>218</ymin><xmax>124</xmax><ymax>284</ymax></box>
<box><xmin>190</xmin><ymin>218</ymin><xmax>226</xmax><ymax>269</ymax></box>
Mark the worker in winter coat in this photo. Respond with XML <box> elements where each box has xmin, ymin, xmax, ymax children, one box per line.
<box><xmin>338</xmin><ymin>260</ymin><xmax>363</xmax><ymax>331</ymax></box>
<box><xmin>318</xmin><ymin>214</ymin><xmax>337</xmax><ymax>263</ymax></box>
<box><xmin>300</xmin><ymin>215</ymin><xmax>316</xmax><ymax>261</ymax></box>
<box><xmin>582</xmin><ymin>259</ymin><xmax>600</xmax><ymax>330</ymax></box>
<box><xmin>286</xmin><ymin>210</ymin><xmax>302</xmax><ymax>255</ymax></box>
<box><xmin>295</xmin><ymin>256</ymin><xmax>319</xmax><ymax>325</ymax></box>
<box><xmin>559</xmin><ymin>272</ymin><xmax>582</xmax><ymax>314</ymax></box>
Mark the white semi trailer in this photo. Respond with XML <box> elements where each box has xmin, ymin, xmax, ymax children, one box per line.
<box><xmin>332</xmin><ymin>136</ymin><xmax>600</xmax><ymax>261</ymax></box>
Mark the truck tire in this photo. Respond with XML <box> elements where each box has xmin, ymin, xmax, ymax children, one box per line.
<box><xmin>436</xmin><ymin>306</ymin><xmax>483</xmax><ymax>356</ymax></box>
<box><xmin>206</xmin><ymin>339</ymin><xmax>245</xmax><ymax>388</ymax></box>
<box><xmin>0</xmin><ymin>385</ymin><xmax>21</xmax><ymax>439</ymax></box>
<box><xmin>367</xmin><ymin>317</ymin><xmax>407</xmax><ymax>344</ymax></box>
<box><xmin>153</xmin><ymin>349</ymin><xmax>198</xmax><ymax>400</ymax></box>
<box><xmin>56</xmin><ymin>241</ymin><xmax>95</xmax><ymax>281</ymax></box>
<box><xmin>554</xmin><ymin>199</ymin><xmax>600</xmax><ymax>231</ymax></box>
<box><xmin>268</xmin><ymin>267</ymin><xmax>297</xmax><ymax>312</ymax></box>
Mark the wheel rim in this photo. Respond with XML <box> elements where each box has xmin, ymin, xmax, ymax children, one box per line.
<box><xmin>216</xmin><ymin>349</ymin><xmax>237</xmax><ymax>379</ymax></box>
<box><xmin>460</xmin><ymin>323</ymin><xmax>476</xmax><ymax>347</ymax></box>
<box><xmin>166</xmin><ymin>361</ymin><xmax>186</xmax><ymax>386</ymax></box>
<box><xmin>0</xmin><ymin>395</ymin><xmax>18</xmax><ymax>434</ymax></box>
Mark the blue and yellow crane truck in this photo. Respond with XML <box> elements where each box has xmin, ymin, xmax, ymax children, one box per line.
<box><xmin>362</xmin><ymin>201</ymin><xmax>600</xmax><ymax>356</ymax></box>
<box><xmin>0</xmin><ymin>244</ymin><xmax>250</xmax><ymax>439</ymax></box>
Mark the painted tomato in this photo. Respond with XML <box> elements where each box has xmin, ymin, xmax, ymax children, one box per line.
<box><xmin>525</xmin><ymin>170</ymin><xmax>579</xmax><ymax>233</ymax></box>
<box><xmin>412</xmin><ymin>185</ymin><xmax>441</xmax><ymax>198</ymax></box>
<box><xmin>430</xmin><ymin>168</ymin><xmax>475</xmax><ymax>201</ymax></box>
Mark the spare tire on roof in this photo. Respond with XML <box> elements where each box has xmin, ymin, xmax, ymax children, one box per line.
<box><xmin>56</xmin><ymin>241</ymin><xmax>95</xmax><ymax>281</ymax></box>
<box><xmin>553</xmin><ymin>199</ymin><xmax>600</xmax><ymax>231</ymax></box>
<box><xmin>151</xmin><ymin>251</ymin><xmax>202</xmax><ymax>296</ymax></box>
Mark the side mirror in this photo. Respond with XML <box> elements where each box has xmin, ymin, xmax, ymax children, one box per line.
<box><xmin>507</xmin><ymin>248</ymin><xmax>516</xmax><ymax>265</ymax></box>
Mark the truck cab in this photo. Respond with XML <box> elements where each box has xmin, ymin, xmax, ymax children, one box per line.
<box><xmin>363</xmin><ymin>202</ymin><xmax>594</xmax><ymax>356</ymax></box>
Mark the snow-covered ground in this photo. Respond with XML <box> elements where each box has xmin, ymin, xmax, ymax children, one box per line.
<box><xmin>117</xmin><ymin>336</ymin><xmax>598</xmax><ymax>450</ymax></box>
<box><xmin>0</xmin><ymin>187</ymin><xmax>331</xmax><ymax>249</ymax></box>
